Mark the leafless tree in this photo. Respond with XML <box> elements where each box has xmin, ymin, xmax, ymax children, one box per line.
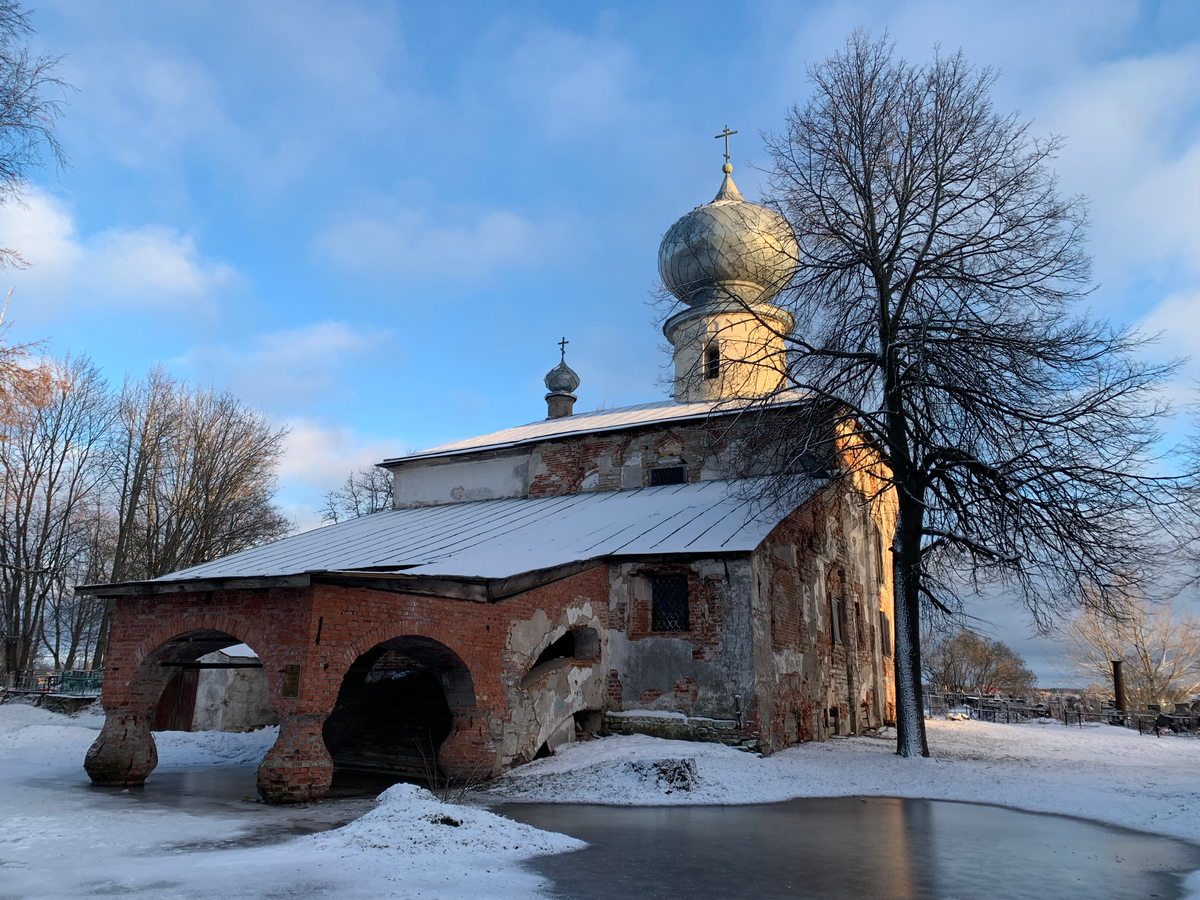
<box><xmin>709</xmin><ymin>33</ymin><xmax>1183</xmax><ymax>757</ymax></box>
<box><xmin>0</xmin><ymin>357</ymin><xmax>110</xmax><ymax>675</ymax></box>
<box><xmin>922</xmin><ymin>628</ymin><xmax>1037</xmax><ymax>696</ymax></box>
<box><xmin>319</xmin><ymin>466</ymin><xmax>393</xmax><ymax>524</ymax></box>
<box><xmin>0</xmin><ymin>0</ymin><xmax>69</xmax><ymax>270</ymax></box>
<box><xmin>1064</xmin><ymin>599</ymin><xmax>1200</xmax><ymax>708</ymax></box>
<box><xmin>89</xmin><ymin>372</ymin><xmax>290</xmax><ymax>667</ymax></box>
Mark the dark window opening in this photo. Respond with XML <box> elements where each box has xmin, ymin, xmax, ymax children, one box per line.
<box><xmin>703</xmin><ymin>343</ymin><xmax>720</xmax><ymax>380</ymax></box>
<box><xmin>532</xmin><ymin>631</ymin><xmax>575</xmax><ymax>668</ymax></box>
<box><xmin>649</xmin><ymin>465</ymin><xmax>687</xmax><ymax>486</ymax></box>
<box><xmin>650</xmin><ymin>574</ymin><xmax>690</xmax><ymax>632</ymax></box>
<box><xmin>829</xmin><ymin>596</ymin><xmax>844</xmax><ymax>644</ymax></box>
<box><xmin>574</xmin><ymin>709</ymin><xmax>604</xmax><ymax>737</ymax></box>
<box><xmin>879</xmin><ymin>611</ymin><xmax>892</xmax><ymax>657</ymax></box>
<box><xmin>855</xmin><ymin>602</ymin><xmax>868</xmax><ymax>647</ymax></box>
<box><xmin>521</xmin><ymin>627</ymin><xmax>601</xmax><ymax>688</ymax></box>
<box><xmin>875</xmin><ymin>529</ymin><xmax>887</xmax><ymax>585</ymax></box>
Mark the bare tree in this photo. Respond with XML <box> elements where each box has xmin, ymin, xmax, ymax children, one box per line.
<box><xmin>0</xmin><ymin>0</ymin><xmax>69</xmax><ymax>269</ymax></box>
<box><xmin>1064</xmin><ymin>600</ymin><xmax>1200</xmax><ymax>708</ymax></box>
<box><xmin>715</xmin><ymin>33</ymin><xmax>1182</xmax><ymax>757</ymax></box>
<box><xmin>923</xmin><ymin>628</ymin><xmax>1037</xmax><ymax>696</ymax></box>
<box><xmin>89</xmin><ymin>373</ymin><xmax>290</xmax><ymax>667</ymax></box>
<box><xmin>0</xmin><ymin>357</ymin><xmax>110</xmax><ymax>675</ymax></box>
<box><xmin>319</xmin><ymin>466</ymin><xmax>393</xmax><ymax>524</ymax></box>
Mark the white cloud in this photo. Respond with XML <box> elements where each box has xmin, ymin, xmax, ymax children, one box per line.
<box><xmin>0</xmin><ymin>188</ymin><xmax>237</xmax><ymax>319</ymax></box>
<box><xmin>53</xmin><ymin>1</ymin><xmax>410</xmax><ymax>195</ymax></box>
<box><xmin>275</xmin><ymin>418</ymin><xmax>408</xmax><ymax>531</ymax></box>
<box><xmin>314</xmin><ymin>205</ymin><xmax>571</xmax><ymax>281</ymax></box>
<box><xmin>1038</xmin><ymin>47</ymin><xmax>1200</xmax><ymax>283</ymax></box>
<box><xmin>177</xmin><ymin>321</ymin><xmax>393</xmax><ymax>412</ymax></box>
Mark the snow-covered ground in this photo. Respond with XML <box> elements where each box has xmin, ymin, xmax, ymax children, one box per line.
<box><xmin>0</xmin><ymin>702</ymin><xmax>577</xmax><ymax>899</ymax></box>
<box><xmin>2</xmin><ymin>701</ymin><xmax>1199</xmax><ymax>899</ymax></box>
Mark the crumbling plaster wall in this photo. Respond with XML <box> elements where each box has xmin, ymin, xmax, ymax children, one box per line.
<box><xmin>501</xmin><ymin>600</ymin><xmax>608</xmax><ymax>762</ymax></box>
<box><xmin>602</xmin><ymin>558</ymin><xmax>755</xmax><ymax>733</ymax></box>
<box><xmin>750</xmin><ymin>477</ymin><xmax>896</xmax><ymax>754</ymax></box>
<box><xmin>391</xmin><ymin>452</ymin><xmax>532</xmax><ymax>508</ymax></box>
<box><xmin>526</xmin><ymin>422</ymin><xmax>735</xmax><ymax>497</ymax></box>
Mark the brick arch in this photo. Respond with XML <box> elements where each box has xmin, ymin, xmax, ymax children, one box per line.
<box><xmin>136</xmin><ymin>613</ymin><xmax>277</xmax><ymax>674</ymax></box>
<box><xmin>340</xmin><ymin>619</ymin><xmax>483</xmax><ymax>680</ymax></box>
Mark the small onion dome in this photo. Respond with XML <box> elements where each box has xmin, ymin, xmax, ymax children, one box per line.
<box><xmin>544</xmin><ymin>358</ymin><xmax>580</xmax><ymax>395</ymax></box>
<box><xmin>658</xmin><ymin>169</ymin><xmax>798</xmax><ymax>307</ymax></box>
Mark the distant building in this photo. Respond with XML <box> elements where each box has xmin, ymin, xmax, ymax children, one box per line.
<box><xmin>82</xmin><ymin>158</ymin><xmax>896</xmax><ymax>803</ymax></box>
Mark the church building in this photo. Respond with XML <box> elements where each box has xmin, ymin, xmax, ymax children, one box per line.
<box><xmin>82</xmin><ymin>156</ymin><xmax>897</xmax><ymax>804</ymax></box>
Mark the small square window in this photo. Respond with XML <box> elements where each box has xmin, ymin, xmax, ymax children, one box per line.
<box><xmin>649</xmin><ymin>465</ymin><xmax>687</xmax><ymax>486</ymax></box>
<box><xmin>650</xmin><ymin>574</ymin><xmax>690</xmax><ymax>632</ymax></box>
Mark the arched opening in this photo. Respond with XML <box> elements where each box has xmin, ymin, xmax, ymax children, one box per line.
<box><xmin>703</xmin><ymin>342</ymin><xmax>721</xmax><ymax>380</ymax></box>
<box><xmin>323</xmin><ymin>635</ymin><xmax>475</xmax><ymax>793</ymax></box>
<box><xmin>149</xmin><ymin>630</ymin><xmax>277</xmax><ymax>735</ymax></box>
<box><xmin>520</xmin><ymin>626</ymin><xmax>600</xmax><ymax>689</ymax></box>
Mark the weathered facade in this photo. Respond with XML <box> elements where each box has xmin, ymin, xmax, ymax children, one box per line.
<box><xmin>81</xmin><ymin>162</ymin><xmax>896</xmax><ymax>804</ymax></box>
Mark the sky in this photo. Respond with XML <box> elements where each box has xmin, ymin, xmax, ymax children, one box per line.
<box><xmin>4</xmin><ymin>0</ymin><xmax>1200</xmax><ymax>682</ymax></box>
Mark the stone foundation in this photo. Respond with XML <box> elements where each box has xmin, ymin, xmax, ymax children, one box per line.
<box><xmin>603</xmin><ymin>711</ymin><xmax>746</xmax><ymax>746</ymax></box>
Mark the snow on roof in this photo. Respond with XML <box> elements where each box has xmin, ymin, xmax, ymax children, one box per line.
<box><xmin>386</xmin><ymin>394</ymin><xmax>805</xmax><ymax>464</ymax></box>
<box><xmin>219</xmin><ymin>643</ymin><xmax>259</xmax><ymax>658</ymax></box>
<box><xmin>155</xmin><ymin>478</ymin><xmax>815</xmax><ymax>584</ymax></box>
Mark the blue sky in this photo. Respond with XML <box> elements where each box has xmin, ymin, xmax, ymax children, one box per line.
<box><xmin>5</xmin><ymin>0</ymin><xmax>1200</xmax><ymax>680</ymax></box>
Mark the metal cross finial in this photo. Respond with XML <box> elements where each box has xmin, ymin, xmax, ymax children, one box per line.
<box><xmin>558</xmin><ymin>336</ymin><xmax>569</xmax><ymax>360</ymax></box>
<box><xmin>715</xmin><ymin>125</ymin><xmax>739</xmax><ymax>164</ymax></box>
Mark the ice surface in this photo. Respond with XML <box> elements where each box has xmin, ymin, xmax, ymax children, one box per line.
<box><xmin>4</xmin><ymin>703</ymin><xmax>1200</xmax><ymax>899</ymax></box>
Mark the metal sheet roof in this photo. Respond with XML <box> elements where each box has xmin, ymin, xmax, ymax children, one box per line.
<box><xmin>155</xmin><ymin>478</ymin><xmax>816</xmax><ymax>584</ymax></box>
<box><xmin>385</xmin><ymin>394</ymin><xmax>805</xmax><ymax>465</ymax></box>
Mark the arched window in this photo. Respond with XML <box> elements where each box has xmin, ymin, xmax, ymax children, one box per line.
<box><xmin>703</xmin><ymin>342</ymin><xmax>720</xmax><ymax>380</ymax></box>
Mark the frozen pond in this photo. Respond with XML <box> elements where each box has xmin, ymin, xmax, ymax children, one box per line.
<box><xmin>497</xmin><ymin>797</ymin><xmax>1200</xmax><ymax>900</ymax></box>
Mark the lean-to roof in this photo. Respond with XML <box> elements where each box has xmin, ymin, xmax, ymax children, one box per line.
<box><xmin>84</xmin><ymin>478</ymin><xmax>817</xmax><ymax>597</ymax></box>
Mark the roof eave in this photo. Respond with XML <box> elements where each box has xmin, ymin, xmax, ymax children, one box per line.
<box><xmin>75</xmin><ymin>548</ymin><xmax>759</xmax><ymax>602</ymax></box>
<box><xmin>380</xmin><ymin>395</ymin><xmax>809</xmax><ymax>467</ymax></box>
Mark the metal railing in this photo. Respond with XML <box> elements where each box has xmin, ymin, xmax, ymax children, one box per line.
<box><xmin>924</xmin><ymin>690</ymin><xmax>1200</xmax><ymax>736</ymax></box>
<box><xmin>3</xmin><ymin>669</ymin><xmax>104</xmax><ymax>696</ymax></box>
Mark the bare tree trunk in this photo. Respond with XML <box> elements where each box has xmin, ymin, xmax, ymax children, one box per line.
<box><xmin>893</xmin><ymin>493</ymin><xmax>928</xmax><ymax>757</ymax></box>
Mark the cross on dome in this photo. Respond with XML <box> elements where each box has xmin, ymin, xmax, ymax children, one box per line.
<box><xmin>715</xmin><ymin>125</ymin><xmax>738</xmax><ymax>174</ymax></box>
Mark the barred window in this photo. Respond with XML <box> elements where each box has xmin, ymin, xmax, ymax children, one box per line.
<box><xmin>650</xmin><ymin>574</ymin><xmax>690</xmax><ymax>632</ymax></box>
<box><xmin>879</xmin><ymin>611</ymin><xmax>892</xmax><ymax>657</ymax></box>
<box><xmin>649</xmin><ymin>465</ymin><xmax>687</xmax><ymax>486</ymax></box>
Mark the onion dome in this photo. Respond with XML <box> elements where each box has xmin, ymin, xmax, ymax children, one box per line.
<box><xmin>544</xmin><ymin>357</ymin><xmax>580</xmax><ymax>395</ymax></box>
<box><xmin>658</xmin><ymin>166</ymin><xmax>798</xmax><ymax>308</ymax></box>
<box><xmin>544</xmin><ymin>339</ymin><xmax>580</xmax><ymax>419</ymax></box>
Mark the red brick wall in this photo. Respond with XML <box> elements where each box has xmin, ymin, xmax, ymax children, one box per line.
<box><xmin>94</xmin><ymin>566</ymin><xmax>611</xmax><ymax>800</ymax></box>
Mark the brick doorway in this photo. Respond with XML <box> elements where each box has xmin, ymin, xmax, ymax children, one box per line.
<box><xmin>322</xmin><ymin>635</ymin><xmax>476</xmax><ymax>793</ymax></box>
